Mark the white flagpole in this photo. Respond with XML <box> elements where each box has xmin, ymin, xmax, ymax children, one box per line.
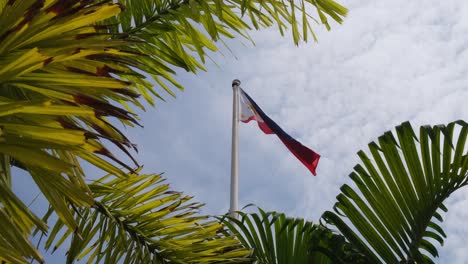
<box><xmin>229</xmin><ymin>79</ymin><xmax>241</xmax><ymax>218</ymax></box>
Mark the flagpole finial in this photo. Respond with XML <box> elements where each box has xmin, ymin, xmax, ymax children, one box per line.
<box><xmin>232</xmin><ymin>79</ymin><xmax>241</xmax><ymax>87</ymax></box>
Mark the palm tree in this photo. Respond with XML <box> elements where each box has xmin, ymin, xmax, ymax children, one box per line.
<box><xmin>0</xmin><ymin>0</ymin><xmax>346</xmax><ymax>263</ymax></box>
<box><xmin>228</xmin><ymin>121</ymin><xmax>467</xmax><ymax>263</ymax></box>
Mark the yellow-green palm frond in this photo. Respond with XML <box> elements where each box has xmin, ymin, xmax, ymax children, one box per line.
<box><xmin>0</xmin><ymin>1</ymin><xmax>153</xmax><ymax>262</ymax></box>
<box><xmin>102</xmin><ymin>0</ymin><xmax>348</xmax><ymax>101</ymax></box>
<box><xmin>44</xmin><ymin>173</ymin><xmax>250</xmax><ymax>264</ymax></box>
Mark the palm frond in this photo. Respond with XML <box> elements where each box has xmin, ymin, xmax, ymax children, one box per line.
<box><xmin>0</xmin><ymin>1</ymin><xmax>155</xmax><ymax>262</ymax></box>
<box><xmin>104</xmin><ymin>0</ymin><xmax>348</xmax><ymax>100</ymax></box>
<box><xmin>322</xmin><ymin>121</ymin><xmax>468</xmax><ymax>263</ymax></box>
<box><xmin>222</xmin><ymin>207</ymin><xmax>363</xmax><ymax>264</ymax></box>
<box><xmin>44</xmin><ymin>173</ymin><xmax>250</xmax><ymax>264</ymax></box>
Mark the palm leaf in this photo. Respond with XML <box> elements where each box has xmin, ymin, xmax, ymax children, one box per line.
<box><xmin>322</xmin><ymin>121</ymin><xmax>468</xmax><ymax>263</ymax></box>
<box><xmin>44</xmin><ymin>173</ymin><xmax>250</xmax><ymax>264</ymax></box>
<box><xmin>222</xmin><ymin>207</ymin><xmax>363</xmax><ymax>264</ymax></box>
<box><xmin>103</xmin><ymin>0</ymin><xmax>348</xmax><ymax>100</ymax></box>
<box><xmin>0</xmin><ymin>1</ymin><xmax>154</xmax><ymax>262</ymax></box>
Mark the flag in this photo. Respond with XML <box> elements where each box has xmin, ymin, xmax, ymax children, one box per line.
<box><xmin>239</xmin><ymin>88</ymin><xmax>320</xmax><ymax>176</ymax></box>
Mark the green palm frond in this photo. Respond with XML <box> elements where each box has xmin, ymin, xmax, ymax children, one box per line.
<box><xmin>43</xmin><ymin>173</ymin><xmax>250</xmax><ymax>264</ymax></box>
<box><xmin>222</xmin><ymin>207</ymin><xmax>362</xmax><ymax>264</ymax></box>
<box><xmin>322</xmin><ymin>121</ymin><xmax>468</xmax><ymax>263</ymax></box>
<box><xmin>104</xmin><ymin>0</ymin><xmax>348</xmax><ymax>100</ymax></box>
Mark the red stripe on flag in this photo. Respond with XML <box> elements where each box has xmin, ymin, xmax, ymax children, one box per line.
<box><xmin>258</xmin><ymin>121</ymin><xmax>274</xmax><ymax>134</ymax></box>
<box><xmin>279</xmin><ymin>137</ymin><xmax>320</xmax><ymax>176</ymax></box>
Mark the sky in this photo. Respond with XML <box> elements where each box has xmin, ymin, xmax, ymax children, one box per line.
<box><xmin>13</xmin><ymin>0</ymin><xmax>468</xmax><ymax>263</ymax></box>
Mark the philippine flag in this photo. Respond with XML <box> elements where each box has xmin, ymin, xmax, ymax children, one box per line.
<box><xmin>239</xmin><ymin>88</ymin><xmax>320</xmax><ymax>176</ymax></box>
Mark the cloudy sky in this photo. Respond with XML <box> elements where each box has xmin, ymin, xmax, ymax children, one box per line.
<box><xmin>14</xmin><ymin>0</ymin><xmax>468</xmax><ymax>262</ymax></box>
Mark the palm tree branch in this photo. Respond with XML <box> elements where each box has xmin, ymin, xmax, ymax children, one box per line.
<box><xmin>44</xmin><ymin>173</ymin><xmax>250</xmax><ymax>264</ymax></box>
<box><xmin>101</xmin><ymin>0</ymin><xmax>347</xmax><ymax>100</ymax></box>
<box><xmin>223</xmin><ymin>207</ymin><xmax>364</xmax><ymax>264</ymax></box>
<box><xmin>322</xmin><ymin>121</ymin><xmax>468</xmax><ymax>263</ymax></box>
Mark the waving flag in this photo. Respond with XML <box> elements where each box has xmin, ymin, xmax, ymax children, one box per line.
<box><xmin>239</xmin><ymin>88</ymin><xmax>320</xmax><ymax>176</ymax></box>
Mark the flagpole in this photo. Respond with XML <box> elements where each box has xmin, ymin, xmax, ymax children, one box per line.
<box><xmin>229</xmin><ymin>79</ymin><xmax>241</xmax><ymax>218</ymax></box>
